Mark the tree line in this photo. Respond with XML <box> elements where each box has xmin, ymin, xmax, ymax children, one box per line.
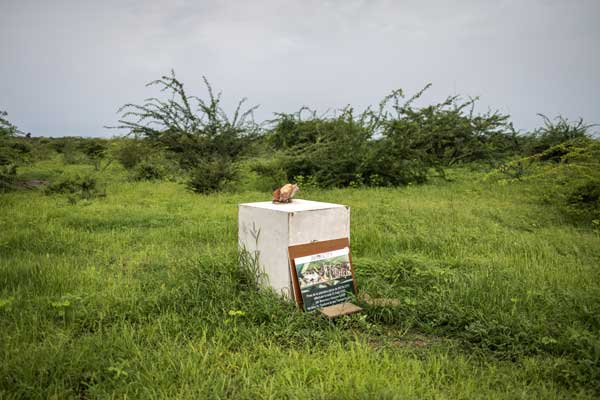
<box><xmin>1</xmin><ymin>71</ymin><xmax>598</xmax><ymax>224</ymax></box>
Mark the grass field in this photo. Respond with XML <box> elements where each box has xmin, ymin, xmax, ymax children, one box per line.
<box><xmin>1</xmin><ymin>159</ymin><xmax>599</xmax><ymax>398</ymax></box>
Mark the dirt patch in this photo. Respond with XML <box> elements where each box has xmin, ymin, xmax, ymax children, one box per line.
<box><xmin>391</xmin><ymin>336</ymin><xmax>429</xmax><ymax>348</ymax></box>
<box><xmin>17</xmin><ymin>179</ymin><xmax>49</xmax><ymax>189</ymax></box>
<box><xmin>360</xmin><ymin>292</ymin><xmax>402</xmax><ymax>307</ymax></box>
<box><xmin>367</xmin><ymin>332</ymin><xmax>438</xmax><ymax>350</ymax></box>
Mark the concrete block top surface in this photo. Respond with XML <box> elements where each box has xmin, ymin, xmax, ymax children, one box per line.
<box><xmin>239</xmin><ymin>199</ymin><xmax>347</xmax><ymax>212</ymax></box>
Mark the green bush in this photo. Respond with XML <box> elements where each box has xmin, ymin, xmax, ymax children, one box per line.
<box><xmin>488</xmin><ymin>137</ymin><xmax>600</xmax><ymax>226</ymax></box>
<box><xmin>363</xmin><ymin>137</ymin><xmax>429</xmax><ymax>186</ymax></box>
<box><xmin>0</xmin><ymin>110</ymin><xmax>19</xmax><ymax>138</ymax></box>
<box><xmin>271</xmin><ymin>109</ymin><xmax>371</xmax><ymax>187</ymax></box>
<box><xmin>525</xmin><ymin>114</ymin><xmax>593</xmax><ymax>155</ymax></box>
<box><xmin>48</xmin><ymin>137</ymin><xmax>70</xmax><ymax>153</ymax></box>
<box><xmin>247</xmin><ymin>158</ymin><xmax>287</xmax><ymax>191</ymax></box>
<box><xmin>51</xmin><ymin>137</ymin><xmax>111</xmax><ymax>168</ymax></box>
<box><xmin>0</xmin><ymin>139</ymin><xmax>30</xmax><ymax>167</ymax></box>
<box><xmin>268</xmin><ymin>110</ymin><xmax>327</xmax><ymax>150</ymax></box>
<box><xmin>0</xmin><ymin>111</ymin><xmax>27</xmax><ymax>191</ymax></box>
<box><xmin>536</xmin><ymin>138</ymin><xmax>600</xmax><ymax>224</ymax></box>
<box><xmin>0</xmin><ymin>164</ymin><xmax>17</xmax><ymax>192</ymax></box>
<box><xmin>27</xmin><ymin>138</ymin><xmax>54</xmax><ymax>162</ymax></box>
<box><xmin>266</xmin><ymin>86</ymin><xmax>515</xmax><ymax>188</ymax></box>
<box><xmin>566</xmin><ymin>180</ymin><xmax>600</xmax><ymax>223</ymax></box>
<box><xmin>81</xmin><ymin>139</ymin><xmax>108</xmax><ymax>170</ymax></box>
<box><xmin>44</xmin><ymin>175</ymin><xmax>104</xmax><ymax>201</ymax></box>
<box><xmin>61</xmin><ymin>141</ymin><xmax>87</xmax><ymax>165</ymax></box>
<box><xmin>186</xmin><ymin>159</ymin><xmax>237</xmax><ymax>194</ymax></box>
<box><xmin>114</xmin><ymin>139</ymin><xmax>145</xmax><ymax>169</ymax></box>
<box><xmin>132</xmin><ymin>161</ymin><xmax>165</xmax><ymax>181</ymax></box>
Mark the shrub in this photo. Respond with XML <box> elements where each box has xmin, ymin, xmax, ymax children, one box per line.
<box><xmin>186</xmin><ymin>158</ymin><xmax>237</xmax><ymax>194</ymax></box>
<box><xmin>0</xmin><ymin>110</ymin><xmax>26</xmax><ymax>191</ymax></box>
<box><xmin>132</xmin><ymin>161</ymin><xmax>165</xmax><ymax>181</ymax></box>
<box><xmin>363</xmin><ymin>138</ymin><xmax>429</xmax><ymax>186</ymax></box>
<box><xmin>271</xmin><ymin>108</ymin><xmax>372</xmax><ymax>187</ymax></box>
<box><xmin>247</xmin><ymin>158</ymin><xmax>287</xmax><ymax>191</ymax></box>
<box><xmin>114</xmin><ymin>139</ymin><xmax>145</xmax><ymax>169</ymax></box>
<box><xmin>525</xmin><ymin>114</ymin><xmax>594</xmax><ymax>155</ymax></box>
<box><xmin>269</xmin><ymin>109</ymin><xmax>326</xmax><ymax>150</ymax></box>
<box><xmin>27</xmin><ymin>138</ymin><xmax>54</xmax><ymax>162</ymax></box>
<box><xmin>538</xmin><ymin>138</ymin><xmax>600</xmax><ymax>213</ymax></box>
<box><xmin>81</xmin><ymin>139</ymin><xmax>108</xmax><ymax>170</ymax></box>
<box><xmin>267</xmin><ymin>85</ymin><xmax>514</xmax><ymax>188</ymax></box>
<box><xmin>0</xmin><ymin>140</ymin><xmax>30</xmax><ymax>167</ymax></box>
<box><xmin>61</xmin><ymin>141</ymin><xmax>87</xmax><ymax>165</ymax></box>
<box><xmin>488</xmin><ymin>137</ymin><xmax>600</xmax><ymax>225</ymax></box>
<box><xmin>44</xmin><ymin>175</ymin><xmax>104</xmax><ymax>200</ymax></box>
<box><xmin>0</xmin><ymin>164</ymin><xmax>17</xmax><ymax>192</ymax></box>
<box><xmin>0</xmin><ymin>110</ymin><xmax>19</xmax><ymax>138</ymax></box>
<box><xmin>49</xmin><ymin>138</ymin><xmax>69</xmax><ymax>153</ymax></box>
<box><xmin>566</xmin><ymin>180</ymin><xmax>600</xmax><ymax>222</ymax></box>
<box><xmin>129</xmin><ymin>149</ymin><xmax>180</xmax><ymax>182</ymax></box>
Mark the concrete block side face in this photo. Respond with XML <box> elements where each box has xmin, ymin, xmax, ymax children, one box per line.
<box><xmin>288</xmin><ymin>207</ymin><xmax>350</xmax><ymax>246</ymax></box>
<box><xmin>238</xmin><ymin>206</ymin><xmax>291</xmax><ymax>297</ymax></box>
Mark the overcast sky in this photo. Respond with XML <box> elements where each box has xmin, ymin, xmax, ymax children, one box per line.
<box><xmin>1</xmin><ymin>0</ymin><xmax>599</xmax><ymax>137</ymax></box>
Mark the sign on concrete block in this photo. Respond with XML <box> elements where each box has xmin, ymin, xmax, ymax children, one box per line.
<box><xmin>288</xmin><ymin>238</ymin><xmax>357</xmax><ymax>312</ymax></box>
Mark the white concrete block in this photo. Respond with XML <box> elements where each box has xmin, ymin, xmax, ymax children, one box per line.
<box><xmin>238</xmin><ymin>199</ymin><xmax>350</xmax><ymax>298</ymax></box>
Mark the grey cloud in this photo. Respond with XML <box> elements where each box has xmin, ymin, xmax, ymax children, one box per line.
<box><xmin>0</xmin><ymin>0</ymin><xmax>598</xmax><ymax>136</ymax></box>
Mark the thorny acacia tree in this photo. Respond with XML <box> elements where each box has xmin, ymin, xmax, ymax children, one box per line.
<box><xmin>374</xmin><ymin>84</ymin><xmax>515</xmax><ymax>178</ymax></box>
<box><xmin>269</xmin><ymin>84</ymin><xmax>515</xmax><ymax>187</ymax></box>
<box><xmin>525</xmin><ymin>114</ymin><xmax>596</xmax><ymax>155</ymax></box>
<box><xmin>111</xmin><ymin>71</ymin><xmax>260</xmax><ymax>170</ymax></box>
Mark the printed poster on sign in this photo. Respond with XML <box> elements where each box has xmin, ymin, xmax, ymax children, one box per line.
<box><xmin>294</xmin><ymin>247</ymin><xmax>355</xmax><ymax>311</ymax></box>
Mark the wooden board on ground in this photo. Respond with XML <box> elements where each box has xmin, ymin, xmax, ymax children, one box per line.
<box><xmin>319</xmin><ymin>302</ymin><xmax>363</xmax><ymax>318</ymax></box>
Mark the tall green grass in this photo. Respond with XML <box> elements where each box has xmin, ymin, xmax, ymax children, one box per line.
<box><xmin>0</xmin><ymin>160</ymin><xmax>598</xmax><ymax>398</ymax></box>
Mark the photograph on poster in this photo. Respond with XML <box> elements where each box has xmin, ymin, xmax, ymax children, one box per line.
<box><xmin>294</xmin><ymin>247</ymin><xmax>355</xmax><ymax>311</ymax></box>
